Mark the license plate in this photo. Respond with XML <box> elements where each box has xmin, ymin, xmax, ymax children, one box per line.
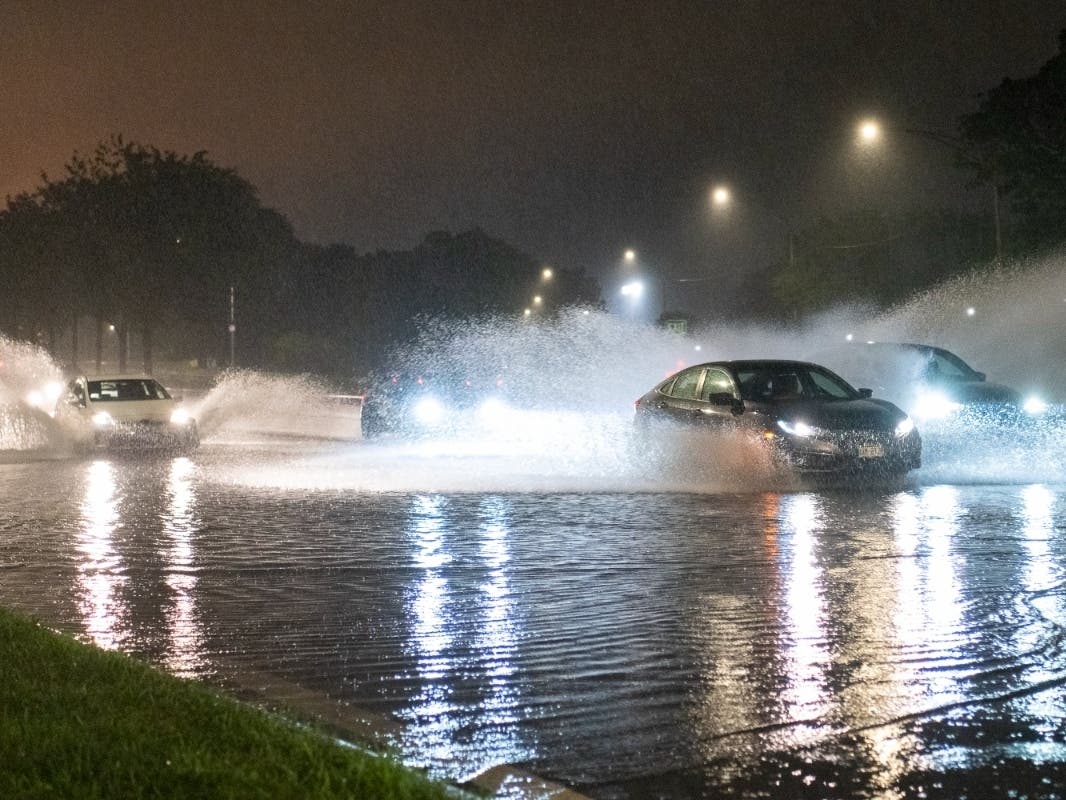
<box><xmin>858</xmin><ymin>444</ymin><xmax>884</xmax><ymax>459</ymax></box>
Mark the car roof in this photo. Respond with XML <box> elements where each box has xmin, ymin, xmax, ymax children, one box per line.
<box><xmin>77</xmin><ymin>374</ymin><xmax>161</xmax><ymax>382</ymax></box>
<box><xmin>683</xmin><ymin>359</ymin><xmax>828</xmax><ymax>371</ymax></box>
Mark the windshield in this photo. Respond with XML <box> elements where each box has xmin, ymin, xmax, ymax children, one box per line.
<box><xmin>736</xmin><ymin>364</ymin><xmax>858</xmax><ymax>402</ymax></box>
<box><xmin>87</xmin><ymin>379</ymin><xmax>171</xmax><ymax>402</ymax></box>
<box><xmin>921</xmin><ymin>348</ymin><xmax>979</xmax><ymax>380</ymax></box>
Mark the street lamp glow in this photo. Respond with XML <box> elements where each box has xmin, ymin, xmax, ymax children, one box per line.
<box><xmin>533</xmin><ymin>295</ymin><xmax>543</xmax><ymax>306</ymax></box>
<box><xmin>966</xmin><ymin>306</ymin><xmax>976</xmax><ymax>317</ymax></box>
<box><xmin>523</xmin><ymin>308</ymin><xmax>531</xmax><ymax>317</ymax></box>
<box><xmin>624</xmin><ymin>249</ymin><xmax>636</xmax><ymax>263</ymax></box>
<box><xmin>858</xmin><ymin>118</ymin><xmax>882</xmax><ymax>145</ymax></box>
<box><xmin>711</xmin><ymin>185</ymin><xmax>731</xmax><ymax>207</ymax></box>
<box><xmin>620</xmin><ymin>280</ymin><xmax>644</xmax><ymax>298</ymax></box>
<box><xmin>542</xmin><ymin>267</ymin><xmax>553</xmax><ymax>280</ymax></box>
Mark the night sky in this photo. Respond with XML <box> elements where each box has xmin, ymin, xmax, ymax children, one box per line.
<box><xmin>4</xmin><ymin>1</ymin><xmax>1065</xmax><ymax>304</ymax></box>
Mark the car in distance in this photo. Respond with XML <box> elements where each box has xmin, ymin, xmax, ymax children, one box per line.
<box><xmin>819</xmin><ymin>342</ymin><xmax>1048</xmax><ymax>421</ymax></box>
<box><xmin>634</xmin><ymin>359</ymin><xmax>920</xmax><ymax>478</ymax></box>
<box><xmin>54</xmin><ymin>375</ymin><xmax>199</xmax><ymax>452</ymax></box>
<box><xmin>360</xmin><ymin>371</ymin><xmax>510</xmax><ymax>439</ymax></box>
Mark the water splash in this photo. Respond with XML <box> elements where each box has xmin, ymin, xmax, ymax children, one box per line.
<box><xmin>0</xmin><ymin>335</ymin><xmax>64</xmax><ymax>452</ymax></box>
<box><xmin>189</xmin><ymin>369</ymin><xmax>359</xmax><ymax>441</ymax></box>
<box><xmin>228</xmin><ymin>253</ymin><xmax>1066</xmax><ymax>492</ymax></box>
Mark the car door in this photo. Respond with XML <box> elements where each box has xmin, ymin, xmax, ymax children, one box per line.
<box><xmin>693</xmin><ymin>366</ymin><xmax>742</xmax><ymax>429</ymax></box>
<box><xmin>652</xmin><ymin>366</ymin><xmax>706</xmax><ymax>423</ymax></box>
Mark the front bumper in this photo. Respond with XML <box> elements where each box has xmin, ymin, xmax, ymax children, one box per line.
<box><xmin>770</xmin><ymin>430</ymin><xmax>921</xmax><ymax>475</ymax></box>
<box><xmin>93</xmin><ymin>421</ymin><xmax>199</xmax><ymax>450</ymax></box>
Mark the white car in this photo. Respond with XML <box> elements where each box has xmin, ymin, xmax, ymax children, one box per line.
<box><xmin>55</xmin><ymin>375</ymin><xmax>199</xmax><ymax>451</ymax></box>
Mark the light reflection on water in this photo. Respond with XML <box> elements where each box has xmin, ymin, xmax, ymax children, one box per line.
<box><xmin>162</xmin><ymin>457</ymin><xmax>206</xmax><ymax>678</ymax></box>
<box><xmin>76</xmin><ymin>460</ymin><xmax>127</xmax><ymax>650</ymax></box>
<box><xmin>4</xmin><ymin>448</ymin><xmax>1066</xmax><ymax>798</ymax></box>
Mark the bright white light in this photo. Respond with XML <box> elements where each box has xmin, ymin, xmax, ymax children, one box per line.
<box><xmin>92</xmin><ymin>411</ymin><xmax>114</xmax><ymax>427</ymax></box>
<box><xmin>895</xmin><ymin>417</ymin><xmax>915</xmax><ymax>438</ymax></box>
<box><xmin>170</xmin><ymin>408</ymin><xmax>192</xmax><ymax>425</ymax></box>
<box><xmin>966</xmin><ymin>307</ymin><xmax>976</xmax><ymax>316</ymax></box>
<box><xmin>413</xmin><ymin>396</ymin><xmax>446</xmax><ymax>426</ymax></box>
<box><xmin>858</xmin><ymin>119</ymin><xmax>881</xmax><ymax>144</ymax></box>
<box><xmin>542</xmin><ymin>267</ymin><xmax>553</xmax><ymax>280</ymax></box>
<box><xmin>845</xmin><ymin>333</ymin><xmax>854</xmax><ymax>342</ymax></box>
<box><xmin>25</xmin><ymin>380</ymin><xmax>64</xmax><ymax>412</ymax></box>
<box><xmin>533</xmin><ymin>295</ymin><xmax>543</xmax><ymax>306</ymax></box>
<box><xmin>777</xmin><ymin>420</ymin><xmax>815</xmax><ymax>437</ymax></box>
<box><xmin>624</xmin><ymin>249</ymin><xmax>636</xmax><ymax>263</ymax></box>
<box><xmin>694</xmin><ymin>345</ymin><xmax>702</xmax><ymax>352</ymax></box>
<box><xmin>476</xmin><ymin>397</ymin><xmax>511</xmax><ymax>427</ymax></box>
<box><xmin>1023</xmin><ymin>395</ymin><xmax>1049</xmax><ymax>415</ymax></box>
<box><xmin>711</xmin><ymin>185</ymin><xmax>730</xmax><ymax>207</ymax></box>
<box><xmin>620</xmin><ymin>280</ymin><xmax>644</xmax><ymax>298</ymax></box>
<box><xmin>523</xmin><ymin>308</ymin><xmax>531</xmax><ymax>317</ymax></box>
<box><xmin>913</xmin><ymin>391</ymin><xmax>963</xmax><ymax>420</ymax></box>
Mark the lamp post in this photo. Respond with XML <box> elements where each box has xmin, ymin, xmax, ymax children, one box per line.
<box><xmin>708</xmin><ymin>183</ymin><xmax>795</xmax><ymax>271</ymax></box>
<box><xmin>855</xmin><ymin>116</ymin><xmax>1003</xmax><ymax>263</ymax></box>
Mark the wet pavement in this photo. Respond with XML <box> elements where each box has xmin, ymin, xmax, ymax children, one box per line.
<box><xmin>2</xmin><ymin>439</ymin><xmax>1066</xmax><ymax>798</ymax></box>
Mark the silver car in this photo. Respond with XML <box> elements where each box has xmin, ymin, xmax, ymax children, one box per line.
<box><xmin>55</xmin><ymin>375</ymin><xmax>199</xmax><ymax>451</ymax></box>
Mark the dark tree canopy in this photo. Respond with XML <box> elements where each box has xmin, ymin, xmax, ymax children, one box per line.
<box><xmin>957</xmin><ymin>29</ymin><xmax>1066</xmax><ymax>254</ymax></box>
<box><xmin>1</xmin><ymin>138</ymin><xmax>600</xmax><ymax>379</ymax></box>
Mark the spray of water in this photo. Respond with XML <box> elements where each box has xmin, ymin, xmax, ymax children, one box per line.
<box><xmin>5</xmin><ymin>253</ymin><xmax>1064</xmax><ymax>487</ymax></box>
<box><xmin>229</xmin><ymin>253</ymin><xmax>1066</xmax><ymax>492</ymax></box>
<box><xmin>189</xmin><ymin>370</ymin><xmax>357</xmax><ymax>441</ymax></box>
<box><xmin>0</xmin><ymin>336</ymin><xmax>65</xmax><ymax>452</ymax></box>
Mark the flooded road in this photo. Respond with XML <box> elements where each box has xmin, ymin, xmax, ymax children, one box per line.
<box><xmin>3</xmin><ymin>439</ymin><xmax>1066</xmax><ymax>798</ymax></box>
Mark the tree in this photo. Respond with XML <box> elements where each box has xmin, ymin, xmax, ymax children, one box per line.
<box><xmin>768</xmin><ymin>209</ymin><xmax>991</xmax><ymax>314</ymax></box>
<box><xmin>957</xmin><ymin>29</ymin><xmax>1066</xmax><ymax>254</ymax></box>
<box><xmin>1</xmin><ymin>137</ymin><xmax>301</xmax><ymax>371</ymax></box>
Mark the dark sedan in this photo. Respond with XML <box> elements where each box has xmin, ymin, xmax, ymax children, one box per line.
<box><xmin>817</xmin><ymin>341</ymin><xmax>1049</xmax><ymax>422</ymax></box>
<box><xmin>635</xmin><ymin>359</ymin><xmax>921</xmax><ymax>477</ymax></box>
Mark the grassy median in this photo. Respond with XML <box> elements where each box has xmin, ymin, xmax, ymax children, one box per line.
<box><xmin>0</xmin><ymin>607</ymin><xmax>456</xmax><ymax>799</ymax></box>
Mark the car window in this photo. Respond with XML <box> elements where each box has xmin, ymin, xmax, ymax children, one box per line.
<box><xmin>666</xmin><ymin>368</ymin><xmax>702</xmax><ymax>400</ymax></box>
<box><xmin>88</xmin><ymin>379</ymin><xmax>171</xmax><ymax>401</ymax></box>
<box><xmin>699</xmin><ymin>367</ymin><xmax>735</xmax><ymax>400</ymax></box>
<box><xmin>925</xmin><ymin>350</ymin><xmax>973</xmax><ymax>380</ymax></box>
<box><xmin>737</xmin><ymin>368</ymin><xmax>803</xmax><ymax>401</ymax></box>
<box><xmin>806</xmin><ymin>366</ymin><xmax>857</xmax><ymax>399</ymax></box>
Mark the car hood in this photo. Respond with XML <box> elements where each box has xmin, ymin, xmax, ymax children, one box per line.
<box><xmin>758</xmin><ymin>398</ymin><xmax>906</xmax><ymax>432</ymax></box>
<box><xmin>90</xmin><ymin>399</ymin><xmax>176</xmax><ymax>422</ymax></box>
<box><xmin>934</xmin><ymin>380</ymin><xmax>1021</xmax><ymax>405</ymax></box>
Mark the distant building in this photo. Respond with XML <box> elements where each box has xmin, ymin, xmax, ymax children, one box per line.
<box><xmin>659</xmin><ymin>313</ymin><xmax>690</xmax><ymax>334</ymax></box>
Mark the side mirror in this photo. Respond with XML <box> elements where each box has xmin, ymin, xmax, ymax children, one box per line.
<box><xmin>706</xmin><ymin>392</ymin><xmax>735</xmax><ymax>406</ymax></box>
<box><xmin>975</xmin><ymin>372</ymin><xmax>986</xmax><ymax>382</ymax></box>
<box><xmin>857</xmin><ymin>388</ymin><xmax>873</xmax><ymax>398</ymax></box>
<box><xmin>730</xmin><ymin>398</ymin><xmax>745</xmax><ymax>416</ymax></box>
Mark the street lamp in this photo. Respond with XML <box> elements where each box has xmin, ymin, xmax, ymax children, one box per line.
<box><xmin>711</xmin><ymin>185</ymin><xmax>731</xmax><ymax>208</ymax></box>
<box><xmin>541</xmin><ymin>267</ymin><xmax>553</xmax><ymax>281</ymax></box>
<box><xmin>853</xmin><ymin>115</ymin><xmax>1003</xmax><ymax>262</ymax></box>
<box><xmin>624</xmin><ymin>249</ymin><xmax>636</xmax><ymax>264</ymax></box>
<box><xmin>857</xmin><ymin>118</ymin><xmax>881</xmax><ymax>145</ymax></box>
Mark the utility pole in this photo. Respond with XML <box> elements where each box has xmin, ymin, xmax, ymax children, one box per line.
<box><xmin>228</xmin><ymin>286</ymin><xmax>235</xmax><ymax>368</ymax></box>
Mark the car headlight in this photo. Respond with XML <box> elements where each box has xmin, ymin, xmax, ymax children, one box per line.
<box><xmin>412</xmin><ymin>395</ymin><xmax>446</xmax><ymax>426</ymax></box>
<box><xmin>92</xmin><ymin>411</ymin><xmax>113</xmax><ymax>427</ymax></box>
<box><xmin>476</xmin><ymin>396</ymin><xmax>510</xmax><ymax>426</ymax></box>
<box><xmin>1023</xmin><ymin>395</ymin><xmax>1048</xmax><ymax>415</ymax></box>
<box><xmin>170</xmin><ymin>408</ymin><xmax>192</xmax><ymax>425</ymax></box>
<box><xmin>895</xmin><ymin>416</ymin><xmax>915</xmax><ymax>438</ymax></box>
<box><xmin>24</xmin><ymin>381</ymin><xmax>64</xmax><ymax>413</ymax></box>
<box><xmin>777</xmin><ymin>419</ymin><xmax>815</xmax><ymax>437</ymax></box>
<box><xmin>913</xmin><ymin>391</ymin><xmax>963</xmax><ymax>420</ymax></box>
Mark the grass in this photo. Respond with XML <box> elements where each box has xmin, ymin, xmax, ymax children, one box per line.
<box><xmin>0</xmin><ymin>607</ymin><xmax>457</xmax><ymax>799</ymax></box>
